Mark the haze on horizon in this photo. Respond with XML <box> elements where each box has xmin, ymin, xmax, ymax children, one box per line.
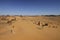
<box><xmin>0</xmin><ymin>0</ymin><xmax>60</xmax><ymax>15</ymax></box>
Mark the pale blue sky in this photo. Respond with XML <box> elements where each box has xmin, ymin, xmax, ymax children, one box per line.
<box><xmin>0</xmin><ymin>0</ymin><xmax>60</xmax><ymax>15</ymax></box>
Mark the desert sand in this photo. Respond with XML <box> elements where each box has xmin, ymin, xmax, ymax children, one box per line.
<box><xmin>0</xmin><ymin>15</ymin><xmax>60</xmax><ymax>40</ymax></box>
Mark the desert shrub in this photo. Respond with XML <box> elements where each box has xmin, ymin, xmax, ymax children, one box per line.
<box><xmin>37</xmin><ymin>21</ymin><xmax>40</xmax><ymax>26</ymax></box>
<box><xmin>44</xmin><ymin>15</ymin><xmax>57</xmax><ymax>17</ymax></box>
<box><xmin>12</xmin><ymin>26</ymin><xmax>14</xmax><ymax>28</ymax></box>
<box><xmin>42</xmin><ymin>23</ymin><xmax>48</xmax><ymax>27</ymax></box>
<box><xmin>52</xmin><ymin>26</ymin><xmax>55</xmax><ymax>28</ymax></box>
<box><xmin>7</xmin><ymin>20</ymin><xmax>12</xmax><ymax>25</ymax></box>
<box><xmin>45</xmin><ymin>23</ymin><xmax>48</xmax><ymax>26</ymax></box>
<box><xmin>52</xmin><ymin>26</ymin><xmax>57</xmax><ymax>28</ymax></box>
<box><xmin>11</xmin><ymin>18</ymin><xmax>16</xmax><ymax>21</ymax></box>
<box><xmin>1</xmin><ymin>17</ymin><xmax>8</xmax><ymax>20</ymax></box>
<box><xmin>56</xmin><ymin>26</ymin><xmax>58</xmax><ymax>28</ymax></box>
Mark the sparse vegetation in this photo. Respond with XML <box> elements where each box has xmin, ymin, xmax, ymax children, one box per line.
<box><xmin>52</xmin><ymin>26</ymin><xmax>56</xmax><ymax>28</ymax></box>
<box><xmin>37</xmin><ymin>21</ymin><xmax>40</xmax><ymax>26</ymax></box>
<box><xmin>0</xmin><ymin>15</ymin><xmax>59</xmax><ymax>40</ymax></box>
<box><xmin>52</xmin><ymin>26</ymin><xmax>58</xmax><ymax>28</ymax></box>
<box><xmin>0</xmin><ymin>17</ymin><xmax>8</xmax><ymax>20</ymax></box>
<box><xmin>6</xmin><ymin>20</ymin><xmax>12</xmax><ymax>25</ymax></box>
<box><xmin>42</xmin><ymin>23</ymin><xmax>48</xmax><ymax>27</ymax></box>
<box><xmin>11</xmin><ymin>18</ymin><xmax>16</xmax><ymax>21</ymax></box>
<box><xmin>44</xmin><ymin>15</ymin><xmax>57</xmax><ymax>17</ymax></box>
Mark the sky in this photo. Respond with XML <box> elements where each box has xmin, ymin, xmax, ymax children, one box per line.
<box><xmin>0</xmin><ymin>0</ymin><xmax>60</xmax><ymax>15</ymax></box>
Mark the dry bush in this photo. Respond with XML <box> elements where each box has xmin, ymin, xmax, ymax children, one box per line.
<box><xmin>12</xmin><ymin>26</ymin><xmax>14</xmax><ymax>28</ymax></box>
<box><xmin>52</xmin><ymin>26</ymin><xmax>56</xmax><ymax>28</ymax></box>
<box><xmin>41</xmin><ymin>23</ymin><xmax>48</xmax><ymax>28</ymax></box>
<box><xmin>42</xmin><ymin>23</ymin><xmax>48</xmax><ymax>26</ymax></box>
<box><xmin>44</xmin><ymin>15</ymin><xmax>57</xmax><ymax>17</ymax></box>
<box><xmin>7</xmin><ymin>20</ymin><xmax>12</xmax><ymax>25</ymax></box>
<box><xmin>6</xmin><ymin>18</ymin><xmax>16</xmax><ymax>25</ymax></box>
<box><xmin>52</xmin><ymin>26</ymin><xmax>58</xmax><ymax>28</ymax></box>
<box><xmin>11</xmin><ymin>18</ymin><xmax>16</xmax><ymax>21</ymax></box>
<box><xmin>56</xmin><ymin>26</ymin><xmax>58</xmax><ymax>28</ymax></box>
<box><xmin>33</xmin><ymin>20</ymin><xmax>41</xmax><ymax>26</ymax></box>
<box><xmin>37</xmin><ymin>21</ymin><xmax>40</xmax><ymax>26</ymax></box>
<box><xmin>1</xmin><ymin>17</ymin><xmax>8</xmax><ymax>20</ymax></box>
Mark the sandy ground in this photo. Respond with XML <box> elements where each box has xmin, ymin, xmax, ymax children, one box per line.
<box><xmin>0</xmin><ymin>16</ymin><xmax>60</xmax><ymax>40</ymax></box>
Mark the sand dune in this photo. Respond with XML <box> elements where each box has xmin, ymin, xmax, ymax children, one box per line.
<box><xmin>0</xmin><ymin>16</ymin><xmax>60</xmax><ymax>40</ymax></box>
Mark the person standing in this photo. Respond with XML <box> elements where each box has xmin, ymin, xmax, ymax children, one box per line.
<box><xmin>11</xmin><ymin>26</ymin><xmax>15</xmax><ymax>34</ymax></box>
